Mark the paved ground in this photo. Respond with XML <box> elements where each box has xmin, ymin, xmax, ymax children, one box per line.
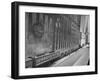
<box><xmin>50</xmin><ymin>45</ymin><xmax>89</xmax><ymax>67</ymax></box>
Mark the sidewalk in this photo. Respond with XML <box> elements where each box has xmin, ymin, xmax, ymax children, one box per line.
<box><xmin>50</xmin><ymin>45</ymin><xmax>89</xmax><ymax>67</ymax></box>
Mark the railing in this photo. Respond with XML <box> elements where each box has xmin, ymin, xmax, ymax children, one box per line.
<box><xmin>35</xmin><ymin>51</ymin><xmax>61</xmax><ymax>66</ymax></box>
<box><xmin>25</xmin><ymin>45</ymin><xmax>80</xmax><ymax>68</ymax></box>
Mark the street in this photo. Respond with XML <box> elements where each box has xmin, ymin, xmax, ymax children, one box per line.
<box><xmin>50</xmin><ymin>45</ymin><xmax>89</xmax><ymax>67</ymax></box>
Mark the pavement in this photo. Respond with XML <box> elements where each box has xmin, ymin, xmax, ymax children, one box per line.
<box><xmin>50</xmin><ymin>45</ymin><xmax>89</xmax><ymax>67</ymax></box>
